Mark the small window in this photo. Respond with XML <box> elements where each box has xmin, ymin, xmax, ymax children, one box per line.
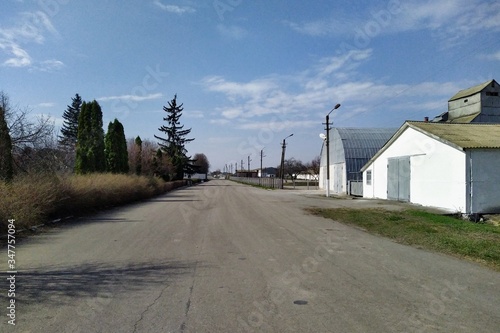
<box><xmin>486</xmin><ymin>92</ymin><xmax>499</xmax><ymax>96</ymax></box>
<box><xmin>366</xmin><ymin>170</ymin><xmax>372</xmax><ymax>185</ymax></box>
<box><xmin>464</xmin><ymin>99</ymin><xmax>468</xmax><ymax>103</ymax></box>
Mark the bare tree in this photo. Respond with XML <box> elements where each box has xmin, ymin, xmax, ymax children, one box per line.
<box><xmin>0</xmin><ymin>91</ymin><xmax>56</xmax><ymax>173</ymax></box>
<box><xmin>127</xmin><ymin>138</ymin><xmax>172</xmax><ymax>177</ymax></box>
<box><xmin>304</xmin><ymin>156</ymin><xmax>320</xmax><ymax>180</ymax></box>
<box><xmin>280</xmin><ymin>158</ymin><xmax>306</xmax><ymax>180</ymax></box>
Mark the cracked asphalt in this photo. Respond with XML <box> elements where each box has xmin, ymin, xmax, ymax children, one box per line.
<box><xmin>1</xmin><ymin>180</ymin><xmax>499</xmax><ymax>332</ymax></box>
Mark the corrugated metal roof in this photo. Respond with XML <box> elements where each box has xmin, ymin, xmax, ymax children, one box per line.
<box><xmin>335</xmin><ymin>128</ymin><xmax>397</xmax><ymax>180</ymax></box>
<box><xmin>448</xmin><ymin>80</ymin><xmax>495</xmax><ymax>101</ymax></box>
<box><xmin>408</xmin><ymin>122</ymin><xmax>500</xmax><ymax>149</ymax></box>
<box><xmin>361</xmin><ymin>122</ymin><xmax>500</xmax><ymax>172</ymax></box>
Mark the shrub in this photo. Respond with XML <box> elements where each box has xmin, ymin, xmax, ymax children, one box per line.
<box><xmin>0</xmin><ymin>173</ymin><xmax>187</xmax><ymax>233</ymax></box>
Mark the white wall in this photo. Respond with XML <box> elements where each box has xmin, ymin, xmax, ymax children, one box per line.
<box><xmin>364</xmin><ymin>127</ymin><xmax>467</xmax><ymax>212</ymax></box>
<box><xmin>319</xmin><ymin>129</ymin><xmax>346</xmax><ymax>193</ymax></box>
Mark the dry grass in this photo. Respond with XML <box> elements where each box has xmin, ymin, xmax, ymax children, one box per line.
<box><xmin>0</xmin><ymin>173</ymin><xmax>186</xmax><ymax>232</ymax></box>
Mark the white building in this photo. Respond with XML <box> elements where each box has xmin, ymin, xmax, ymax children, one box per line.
<box><xmin>319</xmin><ymin>128</ymin><xmax>396</xmax><ymax>195</ymax></box>
<box><xmin>362</xmin><ymin>122</ymin><xmax>500</xmax><ymax>214</ymax></box>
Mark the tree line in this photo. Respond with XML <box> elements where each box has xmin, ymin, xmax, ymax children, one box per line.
<box><xmin>0</xmin><ymin>91</ymin><xmax>209</xmax><ymax>182</ymax></box>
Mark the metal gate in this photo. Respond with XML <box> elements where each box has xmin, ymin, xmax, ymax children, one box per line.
<box><xmin>333</xmin><ymin>163</ymin><xmax>344</xmax><ymax>193</ymax></box>
<box><xmin>387</xmin><ymin>157</ymin><xmax>410</xmax><ymax>202</ymax></box>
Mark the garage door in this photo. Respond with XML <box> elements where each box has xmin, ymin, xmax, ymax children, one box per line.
<box><xmin>387</xmin><ymin>157</ymin><xmax>410</xmax><ymax>202</ymax></box>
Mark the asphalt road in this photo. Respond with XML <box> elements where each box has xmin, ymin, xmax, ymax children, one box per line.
<box><xmin>1</xmin><ymin>180</ymin><xmax>499</xmax><ymax>332</ymax></box>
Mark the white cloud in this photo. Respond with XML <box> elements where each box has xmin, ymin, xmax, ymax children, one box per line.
<box><xmin>285</xmin><ymin>0</ymin><xmax>500</xmax><ymax>44</ymax></box>
<box><xmin>2</xmin><ymin>43</ymin><xmax>32</xmax><ymax>67</ymax></box>
<box><xmin>221</xmin><ymin>107</ymin><xmax>244</xmax><ymax>119</ymax></box>
<box><xmin>202</xmin><ymin>48</ymin><xmax>461</xmax><ymax>128</ymax></box>
<box><xmin>36</xmin><ymin>102</ymin><xmax>56</xmax><ymax>108</ymax></box>
<box><xmin>283</xmin><ymin>18</ymin><xmax>355</xmax><ymax>37</ymax></box>
<box><xmin>153</xmin><ymin>1</ymin><xmax>195</xmax><ymax>14</ymax></box>
<box><xmin>202</xmin><ymin>76</ymin><xmax>279</xmax><ymax>99</ymax></box>
<box><xmin>201</xmin><ymin>49</ymin><xmax>377</xmax><ymax>123</ymax></box>
<box><xmin>186</xmin><ymin>110</ymin><xmax>204</xmax><ymax>118</ymax></box>
<box><xmin>209</xmin><ymin>119</ymin><xmax>230</xmax><ymax>125</ymax></box>
<box><xmin>0</xmin><ymin>11</ymin><xmax>58</xmax><ymax>69</ymax></box>
<box><xmin>238</xmin><ymin>120</ymin><xmax>318</xmax><ymax>131</ymax></box>
<box><xmin>217</xmin><ymin>24</ymin><xmax>247</xmax><ymax>40</ymax></box>
<box><xmin>36</xmin><ymin>59</ymin><xmax>65</xmax><ymax>72</ymax></box>
<box><xmin>316</xmin><ymin>49</ymin><xmax>372</xmax><ymax>78</ymax></box>
<box><xmin>479</xmin><ymin>51</ymin><xmax>500</xmax><ymax>61</ymax></box>
<box><xmin>98</xmin><ymin>93</ymin><xmax>164</xmax><ymax>102</ymax></box>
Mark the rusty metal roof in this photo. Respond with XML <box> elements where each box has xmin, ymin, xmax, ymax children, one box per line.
<box><xmin>407</xmin><ymin>122</ymin><xmax>500</xmax><ymax>149</ymax></box>
<box><xmin>448</xmin><ymin>79</ymin><xmax>496</xmax><ymax>101</ymax></box>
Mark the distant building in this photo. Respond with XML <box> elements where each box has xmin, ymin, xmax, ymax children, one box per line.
<box><xmin>432</xmin><ymin>79</ymin><xmax>500</xmax><ymax>123</ymax></box>
<box><xmin>319</xmin><ymin>128</ymin><xmax>397</xmax><ymax>195</ymax></box>
<box><xmin>258</xmin><ymin>167</ymin><xmax>278</xmax><ymax>178</ymax></box>
<box><xmin>236</xmin><ymin>170</ymin><xmax>258</xmax><ymax>178</ymax></box>
<box><xmin>362</xmin><ymin>122</ymin><xmax>500</xmax><ymax>214</ymax></box>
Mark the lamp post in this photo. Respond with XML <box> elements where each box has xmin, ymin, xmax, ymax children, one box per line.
<box><xmin>280</xmin><ymin>134</ymin><xmax>293</xmax><ymax>189</ymax></box>
<box><xmin>324</xmin><ymin>103</ymin><xmax>341</xmax><ymax>197</ymax></box>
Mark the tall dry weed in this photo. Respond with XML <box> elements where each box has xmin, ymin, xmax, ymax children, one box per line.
<box><xmin>1</xmin><ymin>173</ymin><xmax>187</xmax><ymax>233</ymax></box>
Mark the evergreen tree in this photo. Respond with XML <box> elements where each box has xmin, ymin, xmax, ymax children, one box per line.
<box><xmin>75</xmin><ymin>101</ymin><xmax>91</xmax><ymax>173</ymax></box>
<box><xmin>0</xmin><ymin>105</ymin><xmax>13</xmax><ymax>182</ymax></box>
<box><xmin>135</xmin><ymin>136</ymin><xmax>142</xmax><ymax>175</ymax></box>
<box><xmin>154</xmin><ymin>95</ymin><xmax>194</xmax><ymax>180</ymax></box>
<box><xmin>58</xmin><ymin>93</ymin><xmax>82</xmax><ymax>147</ymax></box>
<box><xmin>90</xmin><ymin>100</ymin><xmax>106</xmax><ymax>172</ymax></box>
<box><xmin>75</xmin><ymin>100</ymin><xmax>105</xmax><ymax>174</ymax></box>
<box><xmin>105</xmin><ymin>119</ymin><xmax>129</xmax><ymax>173</ymax></box>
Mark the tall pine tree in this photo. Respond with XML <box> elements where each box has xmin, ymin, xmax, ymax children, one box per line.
<box><xmin>154</xmin><ymin>95</ymin><xmax>194</xmax><ymax>180</ymax></box>
<box><xmin>134</xmin><ymin>136</ymin><xmax>142</xmax><ymax>175</ymax></box>
<box><xmin>0</xmin><ymin>105</ymin><xmax>13</xmax><ymax>182</ymax></box>
<box><xmin>58</xmin><ymin>93</ymin><xmax>82</xmax><ymax>148</ymax></box>
<box><xmin>90</xmin><ymin>100</ymin><xmax>106</xmax><ymax>172</ymax></box>
<box><xmin>105</xmin><ymin>119</ymin><xmax>129</xmax><ymax>173</ymax></box>
<box><xmin>75</xmin><ymin>100</ymin><xmax>105</xmax><ymax>174</ymax></box>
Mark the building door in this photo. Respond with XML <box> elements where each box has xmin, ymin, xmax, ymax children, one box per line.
<box><xmin>387</xmin><ymin>157</ymin><xmax>410</xmax><ymax>202</ymax></box>
<box><xmin>333</xmin><ymin>163</ymin><xmax>344</xmax><ymax>194</ymax></box>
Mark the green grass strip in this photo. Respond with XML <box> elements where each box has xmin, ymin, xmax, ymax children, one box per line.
<box><xmin>306</xmin><ymin>208</ymin><xmax>500</xmax><ymax>271</ymax></box>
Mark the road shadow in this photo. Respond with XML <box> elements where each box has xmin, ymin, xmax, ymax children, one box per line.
<box><xmin>1</xmin><ymin>260</ymin><xmax>201</xmax><ymax>305</ymax></box>
<box><xmin>151</xmin><ymin>199</ymin><xmax>201</xmax><ymax>203</ymax></box>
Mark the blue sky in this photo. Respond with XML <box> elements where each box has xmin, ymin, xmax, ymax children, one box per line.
<box><xmin>1</xmin><ymin>0</ymin><xmax>500</xmax><ymax>171</ymax></box>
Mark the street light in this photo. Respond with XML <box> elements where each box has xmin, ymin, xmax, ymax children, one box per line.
<box><xmin>280</xmin><ymin>134</ymin><xmax>293</xmax><ymax>189</ymax></box>
<box><xmin>324</xmin><ymin>103</ymin><xmax>341</xmax><ymax>197</ymax></box>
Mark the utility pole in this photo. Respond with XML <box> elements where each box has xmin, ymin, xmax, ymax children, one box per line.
<box><xmin>280</xmin><ymin>134</ymin><xmax>293</xmax><ymax>189</ymax></box>
<box><xmin>248</xmin><ymin>155</ymin><xmax>252</xmax><ymax>171</ymax></box>
<box><xmin>260</xmin><ymin>148</ymin><xmax>265</xmax><ymax>185</ymax></box>
<box><xmin>260</xmin><ymin>149</ymin><xmax>265</xmax><ymax>177</ymax></box>
<box><xmin>241</xmin><ymin>159</ymin><xmax>243</xmax><ymax>173</ymax></box>
<box><xmin>323</xmin><ymin>103</ymin><xmax>341</xmax><ymax>197</ymax></box>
